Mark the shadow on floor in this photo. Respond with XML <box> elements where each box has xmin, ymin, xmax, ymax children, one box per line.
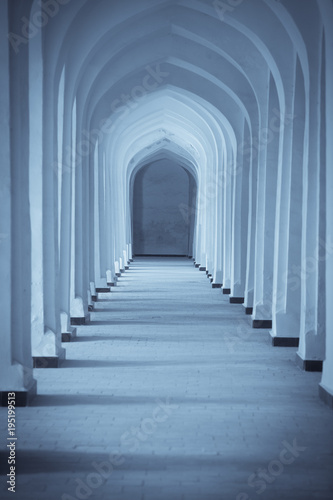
<box><xmin>0</xmin><ymin>449</ymin><xmax>233</xmax><ymax>475</ymax></box>
<box><xmin>60</xmin><ymin>358</ymin><xmax>217</xmax><ymax>368</ymax></box>
<box><xmin>74</xmin><ymin>333</ymin><xmax>243</xmax><ymax>344</ymax></box>
<box><xmin>28</xmin><ymin>393</ymin><xmax>246</xmax><ymax>407</ymax></box>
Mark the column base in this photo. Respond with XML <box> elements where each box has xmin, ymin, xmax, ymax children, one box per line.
<box><xmin>33</xmin><ymin>357</ymin><xmax>62</xmax><ymax>368</ymax></box>
<box><xmin>222</xmin><ymin>288</ymin><xmax>231</xmax><ymax>295</ymax></box>
<box><xmin>270</xmin><ymin>332</ymin><xmax>299</xmax><ymax>347</ymax></box>
<box><xmin>125</xmin><ymin>266</ymin><xmax>129</xmax><ymax>270</ymax></box>
<box><xmin>62</xmin><ymin>328</ymin><xmax>77</xmax><ymax>343</ymax></box>
<box><xmin>120</xmin><ymin>269</ymin><xmax>125</xmax><ymax>273</ymax></box>
<box><xmin>230</xmin><ymin>297</ymin><xmax>244</xmax><ymax>304</ymax></box>
<box><xmin>319</xmin><ymin>384</ymin><xmax>333</xmax><ymax>409</ymax></box>
<box><xmin>0</xmin><ymin>381</ymin><xmax>37</xmax><ymax>407</ymax></box>
<box><xmin>252</xmin><ymin>319</ymin><xmax>272</xmax><ymax>329</ymax></box>
<box><xmin>107</xmin><ymin>282</ymin><xmax>115</xmax><ymax>287</ymax></box>
<box><xmin>91</xmin><ymin>295</ymin><xmax>98</xmax><ymax>302</ymax></box>
<box><xmin>115</xmin><ymin>272</ymin><xmax>121</xmax><ymax>277</ymax></box>
<box><xmin>194</xmin><ymin>264</ymin><xmax>200</xmax><ymax>268</ymax></box>
<box><xmin>244</xmin><ymin>306</ymin><xmax>253</xmax><ymax>315</ymax></box>
<box><xmin>295</xmin><ymin>352</ymin><xmax>323</xmax><ymax>372</ymax></box>
<box><xmin>212</xmin><ymin>283</ymin><xmax>222</xmax><ymax>288</ymax></box>
<box><xmin>199</xmin><ymin>266</ymin><xmax>206</xmax><ymax>271</ymax></box>
<box><xmin>70</xmin><ymin>314</ymin><xmax>90</xmax><ymax>326</ymax></box>
<box><xmin>95</xmin><ymin>287</ymin><xmax>110</xmax><ymax>293</ymax></box>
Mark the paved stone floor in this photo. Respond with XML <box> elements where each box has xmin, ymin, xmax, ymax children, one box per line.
<box><xmin>1</xmin><ymin>257</ymin><xmax>333</xmax><ymax>500</ymax></box>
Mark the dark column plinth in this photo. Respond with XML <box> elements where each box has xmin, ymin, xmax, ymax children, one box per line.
<box><xmin>252</xmin><ymin>319</ymin><xmax>272</xmax><ymax>329</ymax></box>
<box><xmin>230</xmin><ymin>297</ymin><xmax>244</xmax><ymax>304</ymax></box>
<box><xmin>33</xmin><ymin>357</ymin><xmax>60</xmax><ymax>368</ymax></box>
<box><xmin>0</xmin><ymin>387</ymin><xmax>36</xmax><ymax>407</ymax></box>
<box><xmin>70</xmin><ymin>314</ymin><xmax>90</xmax><ymax>326</ymax></box>
<box><xmin>272</xmin><ymin>336</ymin><xmax>299</xmax><ymax>347</ymax></box>
<box><xmin>61</xmin><ymin>328</ymin><xmax>77</xmax><ymax>343</ymax></box>
<box><xmin>295</xmin><ymin>353</ymin><xmax>323</xmax><ymax>371</ymax></box>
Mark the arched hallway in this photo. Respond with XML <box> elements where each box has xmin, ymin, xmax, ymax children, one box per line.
<box><xmin>1</xmin><ymin>0</ymin><xmax>333</xmax><ymax>498</ymax></box>
<box><xmin>1</xmin><ymin>258</ymin><xmax>333</xmax><ymax>500</ymax></box>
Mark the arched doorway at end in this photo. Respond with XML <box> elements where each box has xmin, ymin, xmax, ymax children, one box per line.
<box><xmin>132</xmin><ymin>159</ymin><xmax>197</xmax><ymax>256</ymax></box>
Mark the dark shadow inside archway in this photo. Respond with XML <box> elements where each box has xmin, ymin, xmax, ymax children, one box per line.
<box><xmin>132</xmin><ymin>159</ymin><xmax>197</xmax><ymax>256</ymax></box>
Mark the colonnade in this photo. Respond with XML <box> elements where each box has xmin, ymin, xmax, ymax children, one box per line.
<box><xmin>0</xmin><ymin>0</ymin><xmax>332</xmax><ymax>408</ymax></box>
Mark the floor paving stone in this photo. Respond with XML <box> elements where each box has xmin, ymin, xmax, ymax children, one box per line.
<box><xmin>0</xmin><ymin>257</ymin><xmax>332</xmax><ymax>500</ymax></box>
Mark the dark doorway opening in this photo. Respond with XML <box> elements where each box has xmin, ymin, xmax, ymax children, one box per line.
<box><xmin>132</xmin><ymin>159</ymin><xmax>196</xmax><ymax>256</ymax></box>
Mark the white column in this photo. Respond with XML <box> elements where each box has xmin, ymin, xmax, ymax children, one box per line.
<box><xmin>271</xmin><ymin>58</ymin><xmax>303</xmax><ymax>347</ymax></box>
<box><xmin>58</xmin><ymin>67</ymin><xmax>77</xmax><ymax>340</ymax></box>
<box><xmin>29</xmin><ymin>3</ymin><xmax>44</xmax><ymax>359</ymax></box>
<box><xmin>70</xmin><ymin>98</ymin><xmax>89</xmax><ymax>323</ymax></box>
<box><xmin>107</xmin><ymin>153</ymin><xmax>117</xmax><ymax>283</ymax></box>
<box><xmin>38</xmin><ymin>65</ymin><xmax>65</xmax><ymax>365</ymax></box>
<box><xmin>252</xmin><ymin>74</ymin><xmax>280</xmax><ymax>329</ymax></box>
<box><xmin>99</xmin><ymin>147</ymin><xmax>109</xmax><ymax>280</ymax></box>
<box><xmin>93</xmin><ymin>142</ymin><xmax>101</xmax><ymax>287</ymax></box>
<box><xmin>297</xmin><ymin>36</ymin><xmax>325</xmax><ymax>369</ymax></box>
<box><xmin>230</xmin><ymin>119</ymin><xmax>249</xmax><ymax>301</ymax></box>
<box><xmin>199</xmin><ymin>160</ymin><xmax>208</xmax><ymax>270</ymax></box>
<box><xmin>222</xmin><ymin>143</ymin><xmax>233</xmax><ymax>294</ymax></box>
<box><xmin>205</xmin><ymin>157</ymin><xmax>216</xmax><ymax>274</ymax></box>
<box><xmin>243</xmin><ymin>135</ymin><xmax>257</xmax><ymax>314</ymax></box>
<box><xmin>82</xmin><ymin>115</ymin><xmax>93</xmax><ymax>305</ymax></box>
<box><xmin>212</xmin><ymin>143</ymin><xmax>225</xmax><ymax>287</ymax></box>
<box><xmin>0</xmin><ymin>0</ymin><xmax>36</xmax><ymax>405</ymax></box>
<box><xmin>93</xmin><ymin>141</ymin><xmax>109</xmax><ymax>291</ymax></box>
<box><xmin>319</xmin><ymin>0</ymin><xmax>333</xmax><ymax>406</ymax></box>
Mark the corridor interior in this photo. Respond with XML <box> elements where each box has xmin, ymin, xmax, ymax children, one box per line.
<box><xmin>1</xmin><ymin>1</ymin><xmax>333</xmax><ymax>499</ymax></box>
<box><xmin>1</xmin><ymin>258</ymin><xmax>332</xmax><ymax>500</ymax></box>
